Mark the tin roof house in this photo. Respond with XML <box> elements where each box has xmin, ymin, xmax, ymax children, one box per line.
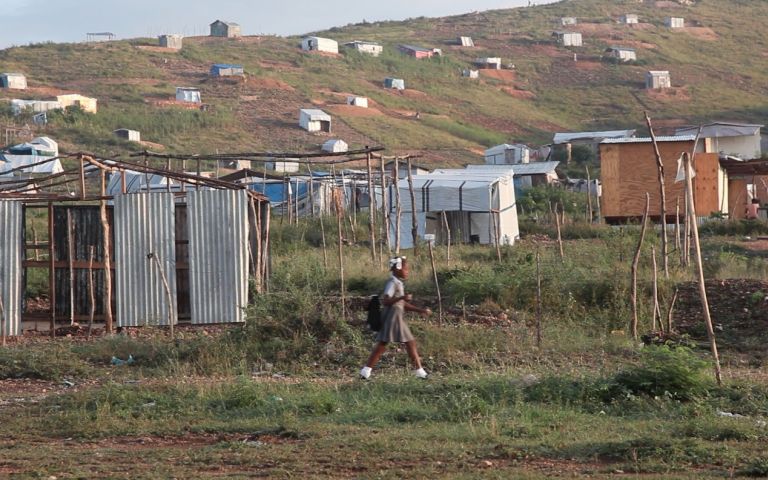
<box><xmin>485</xmin><ymin>144</ymin><xmax>531</xmax><ymax>165</ymax></box>
<box><xmin>347</xmin><ymin>96</ymin><xmax>368</xmax><ymax>108</ymax></box>
<box><xmin>646</xmin><ymin>71</ymin><xmax>671</xmax><ymax>89</ymax></box>
<box><xmin>114</xmin><ymin>129</ymin><xmax>141</xmax><ymax>143</ymax></box>
<box><xmin>0</xmin><ymin>73</ymin><xmax>27</xmax><ymax>90</ymax></box>
<box><xmin>210</xmin><ymin>64</ymin><xmax>244</xmax><ymax>77</ymax></box>
<box><xmin>675</xmin><ymin>122</ymin><xmax>764</xmax><ymax>159</ymax></box>
<box><xmin>57</xmin><ymin>94</ymin><xmax>98</xmax><ymax>113</ymax></box>
<box><xmin>299</xmin><ymin>109</ymin><xmax>331</xmax><ymax>133</ymax></box>
<box><xmin>11</xmin><ymin>99</ymin><xmax>61</xmax><ymax>116</ymax></box>
<box><xmin>344</xmin><ymin>41</ymin><xmax>383</xmax><ymax>56</ymax></box>
<box><xmin>210</xmin><ymin>20</ymin><xmax>241</xmax><ymax>38</ymax></box>
<box><xmin>553</xmin><ymin>31</ymin><xmax>583</xmax><ymax>47</ymax></box>
<box><xmin>605</xmin><ymin>46</ymin><xmax>637</xmax><ymax>62</ymax></box>
<box><xmin>384</xmin><ymin>78</ymin><xmax>405</xmax><ymax>90</ymax></box>
<box><xmin>176</xmin><ymin>87</ymin><xmax>201</xmax><ymax>103</ymax></box>
<box><xmin>159</xmin><ymin>34</ymin><xmax>183</xmax><ymax>50</ymax></box>
<box><xmin>621</xmin><ymin>14</ymin><xmax>639</xmax><ymax>24</ymax></box>
<box><xmin>666</xmin><ymin>17</ymin><xmax>685</xmax><ymax>29</ymax></box>
<box><xmin>561</xmin><ymin>17</ymin><xmax>577</xmax><ymax>26</ymax></box>
<box><xmin>463</xmin><ymin>69</ymin><xmax>479</xmax><ymax>79</ymax></box>
<box><xmin>458</xmin><ymin>36</ymin><xmax>475</xmax><ymax>47</ymax></box>
<box><xmin>302</xmin><ymin>37</ymin><xmax>339</xmax><ymax>54</ymax></box>
<box><xmin>322</xmin><ymin>139</ymin><xmax>348</xmax><ymax>153</ymax></box>
<box><xmin>474</xmin><ymin>57</ymin><xmax>502</xmax><ymax>70</ymax></box>
<box><xmin>398</xmin><ymin>44</ymin><xmax>440</xmax><ymax>59</ymax></box>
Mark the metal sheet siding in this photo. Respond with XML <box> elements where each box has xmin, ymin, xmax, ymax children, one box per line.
<box><xmin>188</xmin><ymin>190</ymin><xmax>249</xmax><ymax>324</ymax></box>
<box><xmin>0</xmin><ymin>201</ymin><xmax>22</xmax><ymax>336</ymax></box>
<box><xmin>114</xmin><ymin>194</ymin><xmax>177</xmax><ymax>327</ymax></box>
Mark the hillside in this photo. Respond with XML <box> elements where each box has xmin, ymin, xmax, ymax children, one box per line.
<box><xmin>0</xmin><ymin>0</ymin><xmax>767</xmax><ymax>168</ymax></box>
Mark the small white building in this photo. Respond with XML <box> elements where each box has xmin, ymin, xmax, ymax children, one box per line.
<box><xmin>474</xmin><ymin>57</ymin><xmax>502</xmax><ymax>70</ymax></box>
<box><xmin>11</xmin><ymin>99</ymin><xmax>61</xmax><ymax>115</ymax></box>
<box><xmin>458</xmin><ymin>36</ymin><xmax>475</xmax><ymax>47</ymax></box>
<box><xmin>266</xmin><ymin>160</ymin><xmax>300</xmax><ymax>173</ymax></box>
<box><xmin>0</xmin><ymin>73</ymin><xmax>27</xmax><ymax>90</ymax></box>
<box><xmin>347</xmin><ymin>96</ymin><xmax>369</xmax><ymax>108</ymax></box>
<box><xmin>462</xmin><ymin>69</ymin><xmax>479</xmax><ymax>79</ymax></box>
<box><xmin>176</xmin><ymin>87</ymin><xmax>201</xmax><ymax>103</ymax></box>
<box><xmin>666</xmin><ymin>17</ymin><xmax>685</xmax><ymax>29</ymax></box>
<box><xmin>345</xmin><ymin>41</ymin><xmax>383</xmax><ymax>56</ymax></box>
<box><xmin>114</xmin><ymin>129</ymin><xmax>141</xmax><ymax>143</ymax></box>
<box><xmin>302</xmin><ymin>36</ymin><xmax>339</xmax><ymax>54</ymax></box>
<box><xmin>621</xmin><ymin>14</ymin><xmax>639</xmax><ymax>24</ymax></box>
<box><xmin>561</xmin><ymin>17</ymin><xmax>577</xmax><ymax>26</ymax></box>
<box><xmin>553</xmin><ymin>31</ymin><xmax>583</xmax><ymax>47</ymax></box>
<box><xmin>322</xmin><ymin>139</ymin><xmax>348</xmax><ymax>153</ymax></box>
<box><xmin>299</xmin><ymin>109</ymin><xmax>332</xmax><ymax>133</ymax></box>
<box><xmin>158</xmin><ymin>34</ymin><xmax>183</xmax><ymax>50</ymax></box>
<box><xmin>384</xmin><ymin>78</ymin><xmax>405</xmax><ymax>90</ymax></box>
<box><xmin>646</xmin><ymin>71</ymin><xmax>671</xmax><ymax>89</ymax></box>
<box><xmin>606</xmin><ymin>46</ymin><xmax>637</xmax><ymax>62</ymax></box>
<box><xmin>676</xmin><ymin>122</ymin><xmax>764</xmax><ymax>159</ymax></box>
<box><xmin>484</xmin><ymin>144</ymin><xmax>531</xmax><ymax>165</ymax></box>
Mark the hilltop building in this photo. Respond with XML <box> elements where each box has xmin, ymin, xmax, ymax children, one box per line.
<box><xmin>11</xmin><ymin>100</ymin><xmax>60</xmax><ymax>115</ymax></box>
<box><xmin>398</xmin><ymin>44</ymin><xmax>440</xmax><ymax>58</ymax></box>
<box><xmin>56</xmin><ymin>94</ymin><xmax>98</xmax><ymax>113</ymax></box>
<box><xmin>553</xmin><ymin>31</ymin><xmax>582</xmax><ymax>47</ymax></box>
<box><xmin>474</xmin><ymin>57</ymin><xmax>502</xmax><ymax>70</ymax></box>
<box><xmin>484</xmin><ymin>144</ymin><xmax>531</xmax><ymax>165</ymax></box>
<box><xmin>561</xmin><ymin>17</ymin><xmax>577</xmax><ymax>26</ymax></box>
<box><xmin>462</xmin><ymin>69</ymin><xmax>479</xmax><ymax>79</ymax></box>
<box><xmin>302</xmin><ymin>37</ymin><xmax>339</xmax><ymax>54</ymax></box>
<box><xmin>458</xmin><ymin>36</ymin><xmax>475</xmax><ymax>47</ymax></box>
<box><xmin>299</xmin><ymin>109</ymin><xmax>332</xmax><ymax>133</ymax></box>
<box><xmin>159</xmin><ymin>34</ymin><xmax>183</xmax><ymax>50</ymax></box>
<box><xmin>347</xmin><ymin>96</ymin><xmax>369</xmax><ymax>108</ymax></box>
<box><xmin>384</xmin><ymin>78</ymin><xmax>405</xmax><ymax>90</ymax></box>
<box><xmin>646</xmin><ymin>71</ymin><xmax>671</xmax><ymax>89</ymax></box>
<box><xmin>605</xmin><ymin>46</ymin><xmax>637</xmax><ymax>62</ymax></box>
<box><xmin>114</xmin><ymin>129</ymin><xmax>141</xmax><ymax>143</ymax></box>
<box><xmin>322</xmin><ymin>139</ymin><xmax>348</xmax><ymax>153</ymax></box>
<box><xmin>176</xmin><ymin>87</ymin><xmax>201</xmax><ymax>103</ymax></box>
<box><xmin>620</xmin><ymin>14</ymin><xmax>639</xmax><ymax>24</ymax></box>
<box><xmin>0</xmin><ymin>73</ymin><xmax>27</xmax><ymax>90</ymax></box>
<box><xmin>210</xmin><ymin>20</ymin><xmax>241</xmax><ymax>38</ymax></box>
<box><xmin>666</xmin><ymin>17</ymin><xmax>685</xmax><ymax>28</ymax></box>
<box><xmin>344</xmin><ymin>41</ymin><xmax>383</xmax><ymax>56</ymax></box>
<box><xmin>675</xmin><ymin>122</ymin><xmax>764</xmax><ymax>159</ymax></box>
<box><xmin>210</xmin><ymin>64</ymin><xmax>244</xmax><ymax>77</ymax></box>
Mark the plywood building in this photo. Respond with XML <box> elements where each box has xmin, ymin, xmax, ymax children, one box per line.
<box><xmin>600</xmin><ymin>137</ymin><xmax>725</xmax><ymax>223</ymax></box>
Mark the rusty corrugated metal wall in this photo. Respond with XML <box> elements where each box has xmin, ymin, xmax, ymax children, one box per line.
<box><xmin>0</xmin><ymin>201</ymin><xmax>23</xmax><ymax>336</ymax></box>
<box><xmin>114</xmin><ymin>193</ymin><xmax>178</xmax><ymax>327</ymax></box>
<box><xmin>187</xmin><ymin>190</ymin><xmax>249</xmax><ymax>324</ymax></box>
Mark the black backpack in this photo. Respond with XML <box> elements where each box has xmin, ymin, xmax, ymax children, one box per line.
<box><xmin>367</xmin><ymin>295</ymin><xmax>383</xmax><ymax>331</ymax></box>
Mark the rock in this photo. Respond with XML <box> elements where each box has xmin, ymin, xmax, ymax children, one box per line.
<box><xmin>479</xmin><ymin>460</ymin><xmax>493</xmax><ymax>468</ymax></box>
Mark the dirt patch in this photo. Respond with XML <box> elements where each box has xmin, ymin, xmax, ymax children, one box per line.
<box><xmin>622</xmin><ymin>40</ymin><xmax>658</xmax><ymax>50</ymax></box>
<box><xmin>646</xmin><ymin>86</ymin><xmax>691</xmax><ymax>102</ymax></box>
<box><xmin>573</xmin><ymin>61</ymin><xmax>602</xmax><ymax>71</ymax></box>
<box><xmin>326</xmin><ymin>105</ymin><xmax>383</xmax><ymax>117</ymax></box>
<box><xmin>683</xmin><ymin>27</ymin><xmax>718</xmax><ymax>41</ymax></box>
<box><xmin>655</xmin><ymin>0</ymin><xmax>685</xmax><ymax>7</ymax></box>
<box><xmin>146</xmin><ymin>98</ymin><xmax>202</xmax><ymax>110</ymax></box>
<box><xmin>401</xmin><ymin>89</ymin><xmax>428</xmax><ymax>99</ymax></box>
<box><xmin>258</xmin><ymin>60</ymin><xmax>300</xmax><ymax>72</ymax></box>
<box><xmin>253</xmin><ymin>77</ymin><xmax>294</xmax><ymax>91</ymax></box>
<box><xmin>23</xmin><ymin>86</ymin><xmax>70</xmax><ymax>97</ymax></box>
<box><xmin>139</xmin><ymin>140</ymin><xmax>165</xmax><ymax>150</ymax></box>
<box><xmin>135</xmin><ymin>46</ymin><xmax>179</xmax><ymax>53</ymax></box>
<box><xmin>480</xmin><ymin>69</ymin><xmax>516</xmax><ymax>82</ymax></box>
<box><xmin>500</xmin><ymin>87</ymin><xmax>536</xmax><ymax>99</ymax></box>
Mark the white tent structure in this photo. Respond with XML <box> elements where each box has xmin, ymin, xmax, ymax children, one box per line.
<box><xmin>390</xmin><ymin>167</ymin><xmax>519</xmax><ymax>249</ymax></box>
<box><xmin>176</xmin><ymin>87</ymin><xmax>201</xmax><ymax>103</ymax></box>
<box><xmin>301</xmin><ymin>36</ymin><xmax>339</xmax><ymax>54</ymax></box>
<box><xmin>322</xmin><ymin>139</ymin><xmax>348</xmax><ymax>153</ymax></box>
<box><xmin>299</xmin><ymin>109</ymin><xmax>332</xmax><ymax>132</ymax></box>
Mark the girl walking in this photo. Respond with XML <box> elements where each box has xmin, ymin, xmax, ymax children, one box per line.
<box><xmin>360</xmin><ymin>256</ymin><xmax>431</xmax><ymax>379</ymax></box>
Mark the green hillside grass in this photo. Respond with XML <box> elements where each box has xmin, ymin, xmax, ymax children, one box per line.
<box><xmin>0</xmin><ymin>0</ymin><xmax>766</xmax><ymax>166</ymax></box>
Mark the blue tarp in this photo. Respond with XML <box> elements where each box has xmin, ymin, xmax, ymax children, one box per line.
<box><xmin>249</xmin><ymin>181</ymin><xmax>309</xmax><ymax>204</ymax></box>
<box><xmin>210</xmin><ymin>64</ymin><xmax>244</xmax><ymax>76</ymax></box>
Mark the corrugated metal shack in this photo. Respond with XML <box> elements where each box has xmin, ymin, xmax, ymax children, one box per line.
<box><xmin>0</xmin><ymin>153</ymin><xmax>270</xmax><ymax>336</ymax></box>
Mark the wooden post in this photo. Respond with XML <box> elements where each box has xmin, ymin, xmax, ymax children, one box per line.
<box><xmin>335</xmin><ymin>194</ymin><xmax>346</xmax><ymax>322</ymax></box>
<box><xmin>441</xmin><ymin>210</ymin><xmax>451</xmax><ymax>261</ymax></box>
<box><xmin>380</xmin><ymin>157</ymin><xmax>391</xmax><ymax>260</ymax></box>
<box><xmin>66</xmin><ymin>210</ymin><xmax>75</xmax><ymax>326</ymax></box>
<box><xmin>149</xmin><ymin>254</ymin><xmax>175</xmax><ymax>338</ymax></box>
<box><xmin>87</xmin><ymin>246</ymin><xmax>95</xmax><ymax>340</ymax></box>
<box><xmin>307</xmin><ymin>164</ymin><xmax>316</xmax><ymax>218</ymax></box>
<box><xmin>121</xmin><ymin>169</ymin><xmax>127</xmax><ymax>194</ymax></box>
<box><xmin>667</xmin><ymin>288</ymin><xmax>678</xmax><ymax>333</ymax></box>
<box><xmin>394</xmin><ymin>159</ymin><xmax>402</xmax><ymax>254</ymax></box>
<box><xmin>566</xmin><ymin>143</ymin><xmax>572</xmax><ymax>164</ymax></box>
<box><xmin>78</xmin><ymin>156</ymin><xmax>86</xmax><ymax>199</ymax></box>
<box><xmin>427</xmin><ymin>239</ymin><xmax>443</xmax><ymax>325</ymax></box>
<box><xmin>48</xmin><ymin>202</ymin><xmax>55</xmax><ymax>338</ymax></box>
<box><xmin>100</xmin><ymin>194</ymin><xmax>113</xmax><ymax>334</ymax></box>
<box><xmin>555</xmin><ymin>204</ymin><xmax>564</xmax><ymax>260</ymax></box>
<box><xmin>492</xmin><ymin>209</ymin><xmax>502</xmax><ymax>262</ymax></box>
<box><xmin>196</xmin><ymin>157</ymin><xmax>201</xmax><ymax>191</ymax></box>
<box><xmin>366</xmin><ymin>153</ymin><xmax>377</xmax><ymax>262</ymax></box>
<box><xmin>683</xmin><ymin>152</ymin><xmax>722</xmax><ymax>385</ymax></box>
<box><xmin>31</xmin><ymin>226</ymin><xmax>39</xmax><ymax>261</ymax></box>
<box><xmin>249</xmin><ymin>198</ymin><xmax>263</xmax><ymax>294</ymax></box>
<box><xmin>631</xmin><ymin>193</ymin><xmax>651</xmax><ymax>340</ymax></box>
<box><xmin>406</xmin><ymin>158</ymin><xmax>418</xmax><ymax>254</ymax></box>
<box><xmin>675</xmin><ymin>196</ymin><xmax>682</xmax><ymax>265</ymax></box>
<box><xmin>535</xmin><ymin>248</ymin><xmax>542</xmax><ymax>348</ymax></box>
<box><xmin>586</xmin><ymin>166</ymin><xmax>593</xmax><ymax>224</ymax></box>
<box><xmin>181</xmin><ymin>159</ymin><xmax>187</xmax><ymax>193</ymax></box>
<box><xmin>645</xmin><ymin>112</ymin><xmax>670</xmax><ymax>279</ymax></box>
<box><xmin>166</xmin><ymin>158</ymin><xmax>172</xmax><ymax>193</ymax></box>
<box><xmin>652</xmin><ymin>246</ymin><xmax>661</xmax><ymax>332</ymax></box>
<box><xmin>261</xmin><ymin>206</ymin><xmax>271</xmax><ymax>292</ymax></box>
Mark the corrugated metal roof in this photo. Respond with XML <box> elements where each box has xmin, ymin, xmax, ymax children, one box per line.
<box><xmin>601</xmin><ymin>135</ymin><xmax>696</xmax><ymax>144</ymax></box>
<box><xmin>675</xmin><ymin>122</ymin><xmax>763</xmax><ymax>138</ymax></box>
<box><xmin>188</xmin><ymin>190</ymin><xmax>249</xmax><ymax>324</ymax></box>
<box><xmin>300</xmin><ymin>109</ymin><xmax>331</xmax><ymax>121</ymax></box>
<box><xmin>0</xmin><ymin>201</ymin><xmax>22</xmax><ymax>336</ymax></box>
<box><xmin>114</xmin><ymin>193</ymin><xmax>178</xmax><ymax>327</ymax></box>
<box><xmin>399</xmin><ymin>44</ymin><xmax>432</xmax><ymax>53</ymax></box>
<box><xmin>510</xmin><ymin>161</ymin><xmax>560</xmax><ymax>175</ymax></box>
<box><xmin>554</xmin><ymin>130</ymin><xmax>636</xmax><ymax>144</ymax></box>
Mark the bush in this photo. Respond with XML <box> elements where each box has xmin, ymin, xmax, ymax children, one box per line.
<box><xmin>0</xmin><ymin>346</ymin><xmax>91</xmax><ymax>380</ymax></box>
<box><xmin>611</xmin><ymin>346</ymin><xmax>712</xmax><ymax>400</ymax></box>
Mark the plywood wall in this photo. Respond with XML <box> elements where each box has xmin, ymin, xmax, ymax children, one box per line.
<box><xmin>601</xmin><ymin>140</ymin><xmax>723</xmax><ymax>221</ymax></box>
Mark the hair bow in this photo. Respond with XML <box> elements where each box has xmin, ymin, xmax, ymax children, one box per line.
<box><xmin>389</xmin><ymin>256</ymin><xmax>406</xmax><ymax>270</ymax></box>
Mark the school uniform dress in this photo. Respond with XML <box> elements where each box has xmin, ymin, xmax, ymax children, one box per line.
<box><xmin>375</xmin><ymin>275</ymin><xmax>415</xmax><ymax>343</ymax></box>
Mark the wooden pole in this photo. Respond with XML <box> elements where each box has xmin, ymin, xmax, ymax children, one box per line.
<box><xmin>492</xmin><ymin>209</ymin><xmax>502</xmax><ymax>263</ymax></box>
<box><xmin>121</xmin><ymin>169</ymin><xmax>127</xmax><ymax>194</ymax></box>
<box><xmin>427</xmin><ymin>239</ymin><xmax>443</xmax><ymax>325</ymax></box>
<box><xmin>631</xmin><ymin>193</ymin><xmax>651</xmax><ymax>340</ymax></box>
<box><xmin>150</xmin><ymin>254</ymin><xmax>175</xmax><ymax>338</ymax></box>
<box><xmin>675</xmin><ymin>196</ymin><xmax>682</xmax><ymax>266</ymax></box>
<box><xmin>652</xmin><ymin>246</ymin><xmax>661</xmax><ymax>332</ymax></box>
<box><xmin>406</xmin><ymin>158</ymin><xmax>418</xmax><ymax>254</ymax></box>
<box><xmin>87</xmin><ymin>246</ymin><xmax>95</xmax><ymax>340</ymax></box>
<box><xmin>100</xmin><ymin>192</ymin><xmax>113</xmax><ymax>334</ymax></box>
<box><xmin>441</xmin><ymin>210</ymin><xmax>451</xmax><ymax>261</ymax></box>
<box><xmin>307</xmin><ymin>164</ymin><xmax>316</xmax><ymax>218</ymax></box>
<box><xmin>586</xmin><ymin>166</ymin><xmax>593</xmax><ymax>224</ymax></box>
<box><xmin>380</xmin><ymin>157</ymin><xmax>391</xmax><ymax>261</ymax></box>
<box><xmin>31</xmin><ymin>226</ymin><xmax>39</xmax><ymax>261</ymax></box>
<box><xmin>555</xmin><ymin>204</ymin><xmax>564</xmax><ymax>260</ymax></box>
<box><xmin>166</xmin><ymin>158</ymin><xmax>172</xmax><ymax>193</ymax></box>
<box><xmin>394</xmin><ymin>159</ymin><xmax>402</xmax><ymax>254</ymax></box>
<box><xmin>535</xmin><ymin>248</ymin><xmax>542</xmax><ymax>348</ymax></box>
<box><xmin>196</xmin><ymin>158</ymin><xmax>201</xmax><ymax>191</ymax></box>
<box><xmin>645</xmin><ymin>112</ymin><xmax>670</xmax><ymax>279</ymax></box>
<box><xmin>66</xmin><ymin>210</ymin><xmax>75</xmax><ymax>326</ymax></box>
<box><xmin>78</xmin><ymin>156</ymin><xmax>86</xmax><ymax>199</ymax></box>
<box><xmin>48</xmin><ymin>202</ymin><xmax>55</xmax><ymax>338</ymax></box>
<box><xmin>667</xmin><ymin>288</ymin><xmax>678</xmax><ymax>334</ymax></box>
<box><xmin>249</xmin><ymin>198</ymin><xmax>263</xmax><ymax>294</ymax></box>
<box><xmin>366</xmin><ymin>153</ymin><xmax>377</xmax><ymax>263</ymax></box>
<box><xmin>683</xmin><ymin>152</ymin><xmax>722</xmax><ymax>385</ymax></box>
<box><xmin>262</xmin><ymin>206</ymin><xmax>271</xmax><ymax>292</ymax></box>
<box><xmin>0</xmin><ymin>290</ymin><xmax>6</xmax><ymax>346</ymax></box>
<box><xmin>335</xmin><ymin>194</ymin><xmax>346</xmax><ymax>322</ymax></box>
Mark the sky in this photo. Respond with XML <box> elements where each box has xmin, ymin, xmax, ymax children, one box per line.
<box><xmin>0</xmin><ymin>0</ymin><xmax>555</xmax><ymax>48</ymax></box>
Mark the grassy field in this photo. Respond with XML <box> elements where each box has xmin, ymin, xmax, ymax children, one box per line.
<box><xmin>2</xmin><ymin>207</ymin><xmax>768</xmax><ymax>478</ymax></box>
<box><xmin>1</xmin><ymin>0</ymin><xmax>767</xmax><ymax>167</ymax></box>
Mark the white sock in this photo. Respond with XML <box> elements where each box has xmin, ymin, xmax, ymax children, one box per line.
<box><xmin>414</xmin><ymin>367</ymin><xmax>428</xmax><ymax>379</ymax></box>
